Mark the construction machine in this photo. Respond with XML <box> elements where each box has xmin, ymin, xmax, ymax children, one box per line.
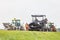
<box><xmin>29</xmin><ymin>15</ymin><xmax>49</xmax><ymax>31</ymax></box>
<box><xmin>3</xmin><ymin>18</ymin><xmax>24</xmax><ymax>30</ymax></box>
<box><xmin>48</xmin><ymin>22</ymin><xmax>56</xmax><ymax>32</ymax></box>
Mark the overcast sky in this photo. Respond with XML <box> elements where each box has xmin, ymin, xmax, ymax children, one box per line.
<box><xmin>0</xmin><ymin>0</ymin><xmax>60</xmax><ymax>29</ymax></box>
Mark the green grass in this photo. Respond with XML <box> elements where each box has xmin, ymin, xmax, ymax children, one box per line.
<box><xmin>0</xmin><ymin>30</ymin><xmax>60</xmax><ymax>40</ymax></box>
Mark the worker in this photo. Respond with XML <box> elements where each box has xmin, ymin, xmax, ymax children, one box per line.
<box><xmin>25</xmin><ymin>23</ymin><xmax>29</xmax><ymax>31</ymax></box>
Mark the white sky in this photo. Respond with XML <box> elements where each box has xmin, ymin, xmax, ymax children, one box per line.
<box><xmin>0</xmin><ymin>0</ymin><xmax>60</xmax><ymax>29</ymax></box>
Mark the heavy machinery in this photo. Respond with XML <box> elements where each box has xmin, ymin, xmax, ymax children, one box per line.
<box><xmin>29</xmin><ymin>15</ymin><xmax>56</xmax><ymax>31</ymax></box>
<box><xmin>29</xmin><ymin>15</ymin><xmax>48</xmax><ymax>31</ymax></box>
<box><xmin>3</xmin><ymin>18</ymin><xmax>24</xmax><ymax>30</ymax></box>
<box><xmin>3</xmin><ymin>16</ymin><xmax>56</xmax><ymax>31</ymax></box>
<box><xmin>48</xmin><ymin>22</ymin><xmax>56</xmax><ymax>32</ymax></box>
<box><xmin>12</xmin><ymin>18</ymin><xmax>24</xmax><ymax>30</ymax></box>
<box><xmin>12</xmin><ymin>18</ymin><xmax>21</xmax><ymax>30</ymax></box>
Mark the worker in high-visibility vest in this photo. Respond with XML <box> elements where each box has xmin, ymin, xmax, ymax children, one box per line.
<box><xmin>25</xmin><ymin>23</ymin><xmax>29</xmax><ymax>31</ymax></box>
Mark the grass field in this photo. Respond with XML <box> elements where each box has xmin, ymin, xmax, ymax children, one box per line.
<box><xmin>0</xmin><ymin>30</ymin><xmax>60</xmax><ymax>40</ymax></box>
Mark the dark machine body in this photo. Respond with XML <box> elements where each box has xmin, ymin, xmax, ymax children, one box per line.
<box><xmin>29</xmin><ymin>15</ymin><xmax>56</xmax><ymax>31</ymax></box>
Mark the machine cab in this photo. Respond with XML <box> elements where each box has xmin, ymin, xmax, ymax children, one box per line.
<box><xmin>31</xmin><ymin>15</ymin><xmax>47</xmax><ymax>24</ymax></box>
